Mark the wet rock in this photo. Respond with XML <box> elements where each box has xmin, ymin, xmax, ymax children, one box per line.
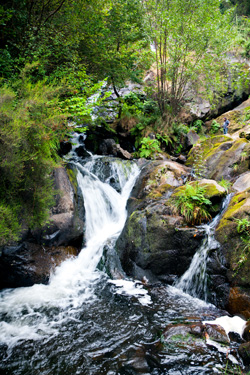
<box><xmin>226</xmin><ymin>287</ymin><xmax>250</xmax><ymax>320</ymax></box>
<box><xmin>243</xmin><ymin>321</ymin><xmax>250</xmax><ymax>342</ymax></box>
<box><xmin>116</xmin><ymin>160</ymin><xmax>205</xmax><ymax>283</ymax></box>
<box><xmin>0</xmin><ymin>243</ymin><xmax>78</xmax><ymax>288</ymax></box>
<box><xmin>31</xmin><ymin>166</ymin><xmax>84</xmax><ymax>248</ymax></box>
<box><xmin>99</xmin><ymin>139</ymin><xmax>132</xmax><ymax>159</ymax></box>
<box><xmin>238</xmin><ymin>342</ymin><xmax>250</xmax><ymax>365</ymax></box>
<box><xmin>75</xmin><ymin>145</ymin><xmax>89</xmax><ymax>158</ymax></box>
<box><xmin>163</xmin><ymin>323</ymin><xmax>205</xmax><ymax>341</ymax></box>
<box><xmin>58</xmin><ymin>141</ymin><xmax>72</xmax><ymax>156</ymax></box>
<box><xmin>0</xmin><ymin>166</ymin><xmax>85</xmax><ymax>289</ymax></box>
<box><xmin>204</xmin><ymin>323</ymin><xmax>230</xmax><ymax>345</ymax></box>
<box><xmin>216</xmin><ymin>192</ymin><xmax>250</xmax><ymax>294</ymax></box>
<box><xmin>228</xmin><ymin>331</ymin><xmax>243</xmax><ymax>343</ymax></box>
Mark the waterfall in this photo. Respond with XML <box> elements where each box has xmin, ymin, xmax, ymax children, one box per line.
<box><xmin>175</xmin><ymin>194</ymin><xmax>233</xmax><ymax>301</ymax></box>
<box><xmin>0</xmin><ymin>156</ymin><xmax>140</xmax><ymax>347</ymax></box>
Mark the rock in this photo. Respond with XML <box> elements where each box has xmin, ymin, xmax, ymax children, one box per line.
<box><xmin>185</xmin><ymin>130</ymin><xmax>200</xmax><ymax>149</ymax></box>
<box><xmin>226</xmin><ymin>287</ymin><xmax>250</xmax><ymax>320</ymax></box>
<box><xmin>243</xmin><ymin>321</ymin><xmax>250</xmax><ymax>342</ymax></box>
<box><xmin>216</xmin><ymin>191</ymin><xmax>250</xmax><ymax>292</ymax></box>
<box><xmin>116</xmin><ymin>160</ymin><xmax>206</xmax><ymax>283</ymax></box>
<box><xmin>187</xmin><ymin>135</ymin><xmax>250</xmax><ymax>181</ymax></box>
<box><xmin>75</xmin><ymin>145</ymin><xmax>89</xmax><ymax>158</ymax></box>
<box><xmin>163</xmin><ymin>323</ymin><xmax>205</xmax><ymax>341</ymax></box>
<box><xmin>31</xmin><ymin>166</ymin><xmax>84</xmax><ymax>247</ymax></box>
<box><xmin>0</xmin><ymin>243</ymin><xmax>78</xmax><ymax>288</ymax></box>
<box><xmin>99</xmin><ymin>139</ymin><xmax>132</xmax><ymax>159</ymax></box>
<box><xmin>204</xmin><ymin>323</ymin><xmax>230</xmax><ymax>345</ymax></box>
<box><xmin>0</xmin><ymin>166</ymin><xmax>85</xmax><ymax>289</ymax></box>
<box><xmin>58</xmin><ymin>141</ymin><xmax>72</xmax><ymax>156</ymax></box>
<box><xmin>238</xmin><ymin>342</ymin><xmax>250</xmax><ymax>366</ymax></box>
<box><xmin>171</xmin><ymin>179</ymin><xmax>227</xmax><ymax>217</ymax></box>
<box><xmin>233</xmin><ymin>172</ymin><xmax>250</xmax><ymax>192</ymax></box>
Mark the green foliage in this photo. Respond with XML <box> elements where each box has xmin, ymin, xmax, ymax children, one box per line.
<box><xmin>218</xmin><ymin>178</ymin><xmax>231</xmax><ymax>193</ymax></box>
<box><xmin>0</xmin><ymin>77</ymin><xmax>69</xmax><ymax>245</ymax></box>
<box><xmin>124</xmin><ymin>92</ymin><xmax>160</xmax><ymax>148</ymax></box>
<box><xmin>193</xmin><ymin>119</ymin><xmax>203</xmax><ymax>134</ymax></box>
<box><xmin>137</xmin><ymin>137</ymin><xmax>161</xmax><ymax>159</ymax></box>
<box><xmin>233</xmin><ymin>217</ymin><xmax>250</xmax><ymax>276</ymax></box>
<box><xmin>170</xmin><ymin>183</ymin><xmax>212</xmax><ymax>225</ymax></box>
<box><xmin>210</xmin><ymin>120</ymin><xmax>221</xmax><ymax>134</ymax></box>
<box><xmin>0</xmin><ymin>205</ymin><xmax>21</xmax><ymax>246</ymax></box>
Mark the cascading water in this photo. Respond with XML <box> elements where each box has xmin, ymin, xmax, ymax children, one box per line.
<box><xmin>0</xmin><ymin>155</ymin><xmax>141</xmax><ymax>348</ymax></box>
<box><xmin>175</xmin><ymin>194</ymin><xmax>233</xmax><ymax>300</ymax></box>
<box><xmin>0</xmin><ymin>143</ymin><xmax>245</xmax><ymax>374</ymax></box>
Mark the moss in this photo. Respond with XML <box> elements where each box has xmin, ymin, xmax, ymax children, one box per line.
<box><xmin>66</xmin><ymin>167</ymin><xmax>78</xmax><ymax>194</ymax></box>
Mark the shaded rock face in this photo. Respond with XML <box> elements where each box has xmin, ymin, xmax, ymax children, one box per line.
<box><xmin>116</xmin><ymin>205</ymin><xmax>204</xmax><ymax>283</ymax></box>
<box><xmin>215</xmin><ymin>191</ymin><xmax>250</xmax><ymax>316</ymax></box>
<box><xmin>187</xmin><ymin>135</ymin><xmax>250</xmax><ymax>181</ymax></box>
<box><xmin>0</xmin><ymin>166</ymin><xmax>85</xmax><ymax>289</ymax></box>
<box><xmin>31</xmin><ymin>166</ymin><xmax>85</xmax><ymax>248</ymax></box>
<box><xmin>0</xmin><ymin>243</ymin><xmax>78</xmax><ymax>288</ymax></box>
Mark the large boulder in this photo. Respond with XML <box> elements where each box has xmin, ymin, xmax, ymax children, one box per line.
<box><xmin>0</xmin><ymin>166</ymin><xmax>85</xmax><ymax>289</ymax></box>
<box><xmin>187</xmin><ymin>135</ymin><xmax>250</xmax><ymax>181</ymax></box>
<box><xmin>31</xmin><ymin>166</ymin><xmax>85</xmax><ymax>248</ymax></box>
<box><xmin>116</xmin><ymin>160</ymin><xmax>207</xmax><ymax>283</ymax></box>
<box><xmin>215</xmin><ymin>189</ymin><xmax>250</xmax><ymax>317</ymax></box>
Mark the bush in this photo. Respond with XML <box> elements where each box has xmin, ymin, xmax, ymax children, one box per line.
<box><xmin>210</xmin><ymin>120</ymin><xmax>221</xmax><ymax>134</ymax></box>
<box><xmin>0</xmin><ymin>78</ymin><xmax>69</xmax><ymax>245</ymax></box>
<box><xmin>137</xmin><ymin>137</ymin><xmax>161</xmax><ymax>158</ymax></box>
<box><xmin>170</xmin><ymin>183</ymin><xmax>212</xmax><ymax>225</ymax></box>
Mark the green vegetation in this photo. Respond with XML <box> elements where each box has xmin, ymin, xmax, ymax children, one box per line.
<box><xmin>0</xmin><ymin>0</ymin><xmax>250</xmax><ymax>245</ymax></box>
<box><xmin>218</xmin><ymin>178</ymin><xmax>232</xmax><ymax>193</ymax></box>
<box><xmin>137</xmin><ymin>137</ymin><xmax>161</xmax><ymax>159</ymax></box>
<box><xmin>232</xmin><ymin>217</ymin><xmax>250</xmax><ymax>277</ymax></box>
<box><xmin>170</xmin><ymin>183</ymin><xmax>212</xmax><ymax>225</ymax></box>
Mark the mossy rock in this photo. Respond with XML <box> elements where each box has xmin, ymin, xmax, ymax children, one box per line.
<box><xmin>127</xmin><ymin>160</ymin><xmax>191</xmax><ymax>214</ymax></box>
<box><xmin>216</xmin><ymin>189</ymin><xmax>250</xmax><ymax>288</ymax></box>
<box><xmin>187</xmin><ymin>136</ymin><xmax>250</xmax><ymax>181</ymax></box>
<box><xmin>116</xmin><ymin>201</ymin><xmax>205</xmax><ymax>283</ymax></box>
<box><xmin>213</xmin><ymin>110</ymin><xmax>243</xmax><ymax>134</ymax></box>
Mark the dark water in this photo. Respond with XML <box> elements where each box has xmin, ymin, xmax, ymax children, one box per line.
<box><xmin>0</xmin><ymin>277</ymin><xmax>238</xmax><ymax>375</ymax></box>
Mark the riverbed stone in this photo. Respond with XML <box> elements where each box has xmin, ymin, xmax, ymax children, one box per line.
<box><xmin>238</xmin><ymin>342</ymin><xmax>250</xmax><ymax>366</ymax></box>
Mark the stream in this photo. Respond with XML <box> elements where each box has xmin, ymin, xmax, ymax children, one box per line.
<box><xmin>0</xmin><ymin>137</ymin><xmax>246</xmax><ymax>375</ymax></box>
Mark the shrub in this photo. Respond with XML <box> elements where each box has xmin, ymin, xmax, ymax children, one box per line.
<box><xmin>137</xmin><ymin>137</ymin><xmax>161</xmax><ymax>159</ymax></box>
<box><xmin>210</xmin><ymin>120</ymin><xmax>221</xmax><ymax>134</ymax></box>
<box><xmin>170</xmin><ymin>183</ymin><xmax>212</xmax><ymax>225</ymax></box>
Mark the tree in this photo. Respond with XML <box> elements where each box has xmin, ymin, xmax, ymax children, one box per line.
<box><xmin>142</xmin><ymin>0</ymin><xmax>234</xmax><ymax>118</ymax></box>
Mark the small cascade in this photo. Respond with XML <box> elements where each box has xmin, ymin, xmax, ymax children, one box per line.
<box><xmin>175</xmin><ymin>194</ymin><xmax>233</xmax><ymax>301</ymax></box>
<box><xmin>0</xmin><ymin>155</ymin><xmax>140</xmax><ymax>347</ymax></box>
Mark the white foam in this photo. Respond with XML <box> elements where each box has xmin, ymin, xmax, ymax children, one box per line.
<box><xmin>203</xmin><ymin>315</ymin><xmax>246</xmax><ymax>338</ymax></box>
<box><xmin>109</xmin><ymin>279</ymin><xmax>152</xmax><ymax>306</ymax></box>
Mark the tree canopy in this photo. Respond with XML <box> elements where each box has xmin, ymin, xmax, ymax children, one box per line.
<box><xmin>0</xmin><ymin>0</ymin><xmax>249</xmax><ymax>244</ymax></box>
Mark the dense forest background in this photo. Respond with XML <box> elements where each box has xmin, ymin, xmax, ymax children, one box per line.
<box><xmin>0</xmin><ymin>0</ymin><xmax>250</xmax><ymax>245</ymax></box>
